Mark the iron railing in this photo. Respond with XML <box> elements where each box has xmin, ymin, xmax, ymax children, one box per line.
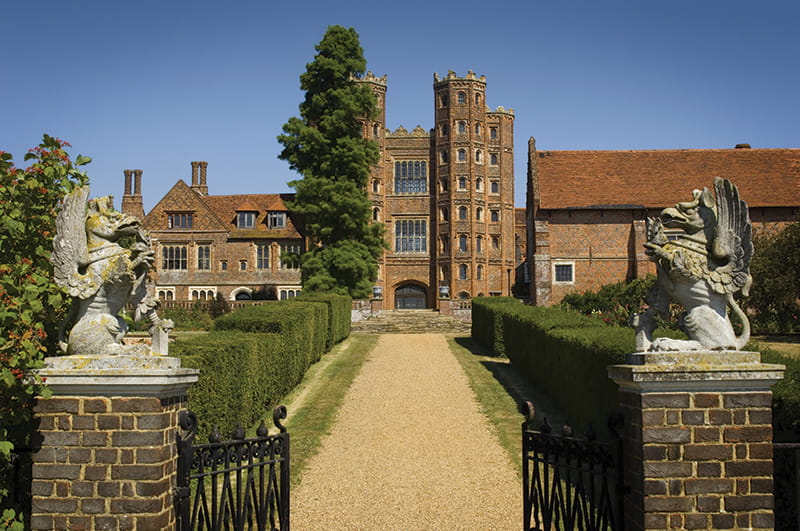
<box><xmin>175</xmin><ymin>407</ymin><xmax>290</xmax><ymax>531</ymax></box>
<box><xmin>522</xmin><ymin>402</ymin><xmax>625</xmax><ymax>531</ymax></box>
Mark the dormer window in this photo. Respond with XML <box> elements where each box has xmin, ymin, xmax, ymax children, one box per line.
<box><xmin>237</xmin><ymin>212</ymin><xmax>256</xmax><ymax>229</ymax></box>
<box><xmin>167</xmin><ymin>212</ymin><xmax>193</xmax><ymax>229</ymax></box>
<box><xmin>268</xmin><ymin>211</ymin><xmax>287</xmax><ymax>229</ymax></box>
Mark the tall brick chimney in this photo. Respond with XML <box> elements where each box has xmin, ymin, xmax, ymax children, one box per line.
<box><xmin>191</xmin><ymin>161</ymin><xmax>209</xmax><ymax>196</ymax></box>
<box><xmin>121</xmin><ymin>169</ymin><xmax>145</xmax><ymax>220</ymax></box>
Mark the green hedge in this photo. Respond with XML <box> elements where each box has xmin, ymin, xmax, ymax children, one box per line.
<box><xmin>472</xmin><ymin>299</ymin><xmax>682</xmax><ymax>437</ymax></box>
<box><xmin>760</xmin><ymin>346</ymin><xmax>800</xmax><ymax>442</ymax></box>
<box><xmin>174</xmin><ymin>297</ymin><xmax>351</xmax><ymax>437</ymax></box>
<box><xmin>174</xmin><ymin>331</ymin><xmax>298</xmax><ymax>437</ymax></box>
<box><xmin>295</xmin><ymin>293</ymin><xmax>352</xmax><ymax>347</ymax></box>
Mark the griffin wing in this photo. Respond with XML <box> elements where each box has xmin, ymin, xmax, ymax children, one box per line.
<box><xmin>708</xmin><ymin>177</ymin><xmax>753</xmax><ymax>295</ymax></box>
<box><xmin>52</xmin><ymin>186</ymin><xmax>95</xmax><ymax>298</ymax></box>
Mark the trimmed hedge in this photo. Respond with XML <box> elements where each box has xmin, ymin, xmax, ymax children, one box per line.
<box><xmin>295</xmin><ymin>293</ymin><xmax>352</xmax><ymax>347</ymax></box>
<box><xmin>174</xmin><ymin>332</ymin><xmax>297</xmax><ymax>437</ymax></box>
<box><xmin>174</xmin><ymin>296</ymin><xmax>351</xmax><ymax>436</ymax></box>
<box><xmin>472</xmin><ymin>298</ymin><xmax>681</xmax><ymax>437</ymax></box>
<box><xmin>760</xmin><ymin>346</ymin><xmax>800</xmax><ymax>442</ymax></box>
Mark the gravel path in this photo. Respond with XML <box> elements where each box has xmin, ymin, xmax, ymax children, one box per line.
<box><xmin>292</xmin><ymin>333</ymin><xmax>520</xmax><ymax>530</ymax></box>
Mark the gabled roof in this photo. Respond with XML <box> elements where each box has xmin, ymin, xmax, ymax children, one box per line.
<box><xmin>142</xmin><ymin>179</ymin><xmax>228</xmax><ymax>231</ymax></box>
<box><xmin>201</xmin><ymin>193</ymin><xmax>301</xmax><ymax>238</ymax></box>
<box><xmin>534</xmin><ymin>148</ymin><xmax>800</xmax><ymax>210</ymax></box>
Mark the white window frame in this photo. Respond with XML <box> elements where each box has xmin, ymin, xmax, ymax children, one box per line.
<box><xmin>553</xmin><ymin>261</ymin><xmax>575</xmax><ymax>284</ymax></box>
<box><xmin>189</xmin><ymin>286</ymin><xmax>218</xmax><ymax>301</ymax></box>
<box><xmin>157</xmin><ymin>287</ymin><xmax>176</xmax><ymax>301</ymax></box>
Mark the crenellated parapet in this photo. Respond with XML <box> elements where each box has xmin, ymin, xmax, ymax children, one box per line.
<box><xmin>488</xmin><ymin>106</ymin><xmax>515</xmax><ymax>116</ymax></box>
<box><xmin>433</xmin><ymin>69</ymin><xmax>487</xmax><ymax>84</ymax></box>
<box><xmin>356</xmin><ymin>71</ymin><xmax>387</xmax><ymax>86</ymax></box>
<box><xmin>387</xmin><ymin>125</ymin><xmax>430</xmax><ymax>138</ymax></box>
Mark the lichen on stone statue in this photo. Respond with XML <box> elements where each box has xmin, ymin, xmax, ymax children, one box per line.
<box><xmin>52</xmin><ymin>186</ymin><xmax>172</xmax><ymax>355</ymax></box>
<box><xmin>633</xmin><ymin>177</ymin><xmax>753</xmax><ymax>352</ymax></box>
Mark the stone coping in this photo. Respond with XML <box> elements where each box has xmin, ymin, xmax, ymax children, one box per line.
<box><xmin>609</xmin><ymin>350</ymin><xmax>785</xmax><ymax>393</ymax></box>
<box><xmin>37</xmin><ymin>354</ymin><xmax>199</xmax><ymax>397</ymax></box>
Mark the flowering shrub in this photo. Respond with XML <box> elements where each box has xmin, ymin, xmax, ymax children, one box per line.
<box><xmin>0</xmin><ymin>135</ymin><xmax>89</xmax><ymax>527</ymax></box>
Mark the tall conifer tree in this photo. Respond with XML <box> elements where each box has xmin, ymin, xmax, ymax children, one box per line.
<box><xmin>278</xmin><ymin>25</ymin><xmax>384</xmax><ymax>298</ymax></box>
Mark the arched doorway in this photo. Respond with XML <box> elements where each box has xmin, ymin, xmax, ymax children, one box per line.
<box><xmin>394</xmin><ymin>284</ymin><xmax>427</xmax><ymax>310</ymax></box>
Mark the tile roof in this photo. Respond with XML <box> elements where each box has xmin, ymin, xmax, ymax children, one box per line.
<box><xmin>534</xmin><ymin>148</ymin><xmax>800</xmax><ymax>210</ymax></box>
<box><xmin>201</xmin><ymin>193</ymin><xmax>302</xmax><ymax>237</ymax></box>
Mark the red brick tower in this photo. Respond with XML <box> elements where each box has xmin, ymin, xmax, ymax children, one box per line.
<box><xmin>433</xmin><ymin>71</ymin><xmax>515</xmax><ymax>300</ymax></box>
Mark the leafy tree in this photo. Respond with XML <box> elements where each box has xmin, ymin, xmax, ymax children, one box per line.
<box><xmin>208</xmin><ymin>292</ymin><xmax>231</xmax><ymax>319</ymax></box>
<box><xmin>0</xmin><ymin>135</ymin><xmax>89</xmax><ymax>527</ymax></box>
<box><xmin>278</xmin><ymin>25</ymin><xmax>385</xmax><ymax>298</ymax></box>
<box><xmin>747</xmin><ymin>223</ymin><xmax>800</xmax><ymax>334</ymax></box>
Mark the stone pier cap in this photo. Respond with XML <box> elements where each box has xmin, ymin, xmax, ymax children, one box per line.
<box><xmin>38</xmin><ymin>354</ymin><xmax>199</xmax><ymax>396</ymax></box>
<box><xmin>608</xmin><ymin>350</ymin><xmax>785</xmax><ymax>392</ymax></box>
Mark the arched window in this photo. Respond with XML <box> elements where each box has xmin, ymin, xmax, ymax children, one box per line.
<box><xmin>475</xmin><ymin>93</ymin><xmax>481</xmax><ymax>105</ymax></box>
<box><xmin>477</xmin><ymin>265</ymin><xmax>483</xmax><ymax>280</ymax></box>
<box><xmin>458</xmin><ymin>176</ymin><xmax>467</xmax><ymax>190</ymax></box>
<box><xmin>475</xmin><ymin>123</ymin><xmax>481</xmax><ymax>136</ymax></box>
<box><xmin>475</xmin><ymin>150</ymin><xmax>482</xmax><ymax>163</ymax></box>
<box><xmin>457</xmin><ymin>91</ymin><xmax>466</xmax><ymax>104</ymax></box>
<box><xmin>491</xmin><ymin>210</ymin><xmax>499</xmax><ymax>222</ymax></box>
<box><xmin>458</xmin><ymin>121</ymin><xmax>466</xmax><ymax>134</ymax></box>
<box><xmin>440</xmin><ymin>178</ymin><xmax>449</xmax><ymax>192</ymax></box>
<box><xmin>459</xmin><ymin>234</ymin><xmax>468</xmax><ymax>252</ymax></box>
<box><xmin>457</xmin><ymin>149</ymin><xmax>466</xmax><ymax>162</ymax></box>
<box><xmin>490</xmin><ymin>127</ymin><xmax>498</xmax><ymax>140</ymax></box>
<box><xmin>373</xmin><ymin>123</ymin><xmax>380</xmax><ymax>138</ymax></box>
<box><xmin>490</xmin><ymin>153</ymin><xmax>498</xmax><ymax>165</ymax></box>
<box><xmin>440</xmin><ymin>207</ymin><xmax>449</xmax><ymax>221</ymax></box>
<box><xmin>476</xmin><ymin>235</ymin><xmax>483</xmax><ymax>253</ymax></box>
<box><xmin>372</xmin><ymin>180</ymin><xmax>379</xmax><ymax>193</ymax></box>
<box><xmin>440</xmin><ymin>236</ymin><xmax>449</xmax><ymax>253</ymax></box>
<box><xmin>476</xmin><ymin>177</ymin><xmax>483</xmax><ymax>191</ymax></box>
<box><xmin>440</xmin><ymin>94</ymin><xmax>449</xmax><ymax>107</ymax></box>
<box><xmin>476</xmin><ymin>207</ymin><xmax>483</xmax><ymax>221</ymax></box>
<box><xmin>440</xmin><ymin>265</ymin><xmax>449</xmax><ymax>280</ymax></box>
<box><xmin>458</xmin><ymin>264</ymin><xmax>468</xmax><ymax>280</ymax></box>
<box><xmin>373</xmin><ymin>207</ymin><xmax>380</xmax><ymax>221</ymax></box>
<box><xmin>440</xmin><ymin>123</ymin><xmax>449</xmax><ymax>136</ymax></box>
<box><xmin>441</xmin><ymin>150</ymin><xmax>449</xmax><ymax>163</ymax></box>
<box><xmin>192</xmin><ymin>290</ymin><xmax>199</xmax><ymax>300</ymax></box>
<box><xmin>458</xmin><ymin>206</ymin><xmax>468</xmax><ymax>220</ymax></box>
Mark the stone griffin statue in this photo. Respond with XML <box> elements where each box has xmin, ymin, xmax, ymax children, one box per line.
<box><xmin>634</xmin><ymin>177</ymin><xmax>753</xmax><ymax>352</ymax></box>
<box><xmin>52</xmin><ymin>186</ymin><xmax>172</xmax><ymax>355</ymax></box>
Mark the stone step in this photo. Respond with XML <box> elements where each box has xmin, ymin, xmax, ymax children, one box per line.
<box><xmin>352</xmin><ymin>310</ymin><xmax>471</xmax><ymax>334</ymax></box>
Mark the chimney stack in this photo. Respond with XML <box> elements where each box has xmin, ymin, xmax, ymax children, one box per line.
<box><xmin>133</xmin><ymin>169</ymin><xmax>143</xmax><ymax>196</ymax></box>
<box><xmin>191</xmin><ymin>161</ymin><xmax>209</xmax><ymax>196</ymax></box>
<box><xmin>121</xmin><ymin>169</ymin><xmax>145</xmax><ymax>220</ymax></box>
<box><xmin>123</xmin><ymin>169</ymin><xmax>133</xmax><ymax>196</ymax></box>
<box><xmin>191</xmin><ymin>161</ymin><xmax>199</xmax><ymax>186</ymax></box>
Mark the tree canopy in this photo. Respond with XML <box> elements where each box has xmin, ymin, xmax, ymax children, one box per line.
<box><xmin>747</xmin><ymin>223</ymin><xmax>800</xmax><ymax>334</ymax></box>
<box><xmin>278</xmin><ymin>25</ymin><xmax>384</xmax><ymax>298</ymax></box>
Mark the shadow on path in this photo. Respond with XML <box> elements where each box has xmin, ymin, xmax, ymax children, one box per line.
<box><xmin>453</xmin><ymin>336</ymin><xmax>569</xmax><ymax>431</ymax></box>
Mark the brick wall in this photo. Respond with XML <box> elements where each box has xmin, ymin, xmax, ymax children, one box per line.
<box><xmin>31</xmin><ymin>395</ymin><xmax>185</xmax><ymax>530</ymax></box>
<box><xmin>620</xmin><ymin>389</ymin><xmax>775</xmax><ymax>529</ymax></box>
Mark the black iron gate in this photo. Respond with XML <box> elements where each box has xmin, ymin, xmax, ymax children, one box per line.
<box><xmin>175</xmin><ymin>406</ymin><xmax>290</xmax><ymax>531</ymax></box>
<box><xmin>774</xmin><ymin>442</ymin><xmax>800</xmax><ymax>531</ymax></box>
<box><xmin>522</xmin><ymin>402</ymin><xmax>625</xmax><ymax>531</ymax></box>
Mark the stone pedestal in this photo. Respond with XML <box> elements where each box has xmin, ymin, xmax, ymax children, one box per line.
<box><xmin>31</xmin><ymin>354</ymin><xmax>198</xmax><ymax>530</ymax></box>
<box><xmin>438</xmin><ymin>298</ymin><xmax>452</xmax><ymax>316</ymax></box>
<box><xmin>370</xmin><ymin>297</ymin><xmax>383</xmax><ymax>313</ymax></box>
<box><xmin>608</xmin><ymin>351</ymin><xmax>784</xmax><ymax>530</ymax></box>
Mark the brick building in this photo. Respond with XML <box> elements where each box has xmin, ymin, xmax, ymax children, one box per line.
<box><xmin>121</xmin><ymin>162</ymin><xmax>304</xmax><ymax>301</ymax></box>
<box><xmin>121</xmin><ymin>70</ymin><xmax>518</xmax><ymax>307</ymax></box>
<box><xmin>526</xmin><ymin>139</ymin><xmax>800</xmax><ymax>305</ymax></box>
<box><xmin>361</xmin><ymin>70</ymin><xmax>517</xmax><ymax>309</ymax></box>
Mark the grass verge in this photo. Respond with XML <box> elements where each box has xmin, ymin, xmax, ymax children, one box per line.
<box><xmin>447</xmin><ymin>335</ymin><xmax>568</xmax><ymax>477</ymax></box>
<box><xmin>270</xmin><ymin>333</ymin><xmax>379</xmax><ymax>486</ymax></box>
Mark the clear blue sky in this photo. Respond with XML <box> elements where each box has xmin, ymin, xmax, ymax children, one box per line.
<box><xmin>3</xmin><ymin>0</ymin><xmax>798</xmax><ymax>210</ymax></box>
